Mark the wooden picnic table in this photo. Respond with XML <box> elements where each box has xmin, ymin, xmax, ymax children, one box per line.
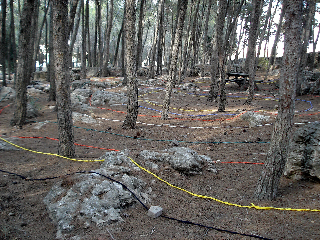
<box><xmin>226</xmin><ymin>72</ymin><xmax>249</xmax><ymax>87</ymax></box>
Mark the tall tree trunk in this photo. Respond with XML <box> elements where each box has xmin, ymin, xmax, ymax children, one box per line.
<box><xmin>178</xmin><ymin>3</ymin><xmax>193</xmax><ymax>84</ymax></box>
<box><xmin>1</xmin><ymin>0</ymin><xmax>7</xmax><ymax>86</ymax></box>
<box><xmin>52</xmin><ymin>0</ymin><xmax>75</xmax><ymax>157</ymax></box>
<box><xmin>34</xmin><ymin>0</ymin><xmax>50</xmax><ymax>70</ymax></box>
<box><xmin>156</xmin><ymin>0</ymin><xmax>165</xmax><ymax>75</ymax></box>
<box><xmin>189</xmin><ymin>0</ymin><xmax>200</xmax><ymax>74</ymax></box>
<box><xmin>80</xmin><ymin>0</ymin><xmax>86</xmax><ymax>79</ymax></box>
<box><xmin>30</xmin><ymin>0</ymin><xmax>40</xmax><ymax>76</ymax></box>
<box><xmin>113</xmin><ymin>22</ymin><xmax>123</xmax><ymax>67</ymax></box>
<box><xmin>148</xmin><ymin>0</ymin><xmax>163</xmax><ymax>79</ymax></box>
<box><xmin>93</xmin><ymin>0</ymin><xmax>98</xmax><ymax>66</ymax></box>
<box><xmin>244</xmin><ymin>0</ymin><xmax>263</xmax><ymax>105</ymax></box>
<box><xmin>207</xmin><ymin>0</ymin><xmax>227</xmax><ymax>106</ymax></box>
<box><xmin>85</xmin><ymin>0</ymin><xmax>91</xmax><ymax>67</ymax></box>
<box><xmin>102</xmin><ymin>0</ymin><xmax>113</xmax><ymax>76</ymax></box>
<box><xmin>122</xmin><ymin>0</ymin><xmax>138</xmax><ymax>129</ymax></box>
<box><xmin>48</xmin><ymin>3</ymin><xmax>56</xmax><ymax>101</ymax></box>
<box><xmin>296</xmin><ymin>0</ymin><xmax>316</xmax><ymax>96</ymax></box>
<box><xmin>97</xmin><ymin>0</ymin><xmax>102</xmax><ymax>69</ymax></box>
<box><xmin>69</xmin><ymin>0</ymin><xmax>82</xmax><ymax>66</ymax></box>
<box><xmin>255</xmin><ymin>0</ymin><xmax>303</xmax><ymax>200</ymax></box>
<box><xmin>268</xmin><ymin>2</ymin><xmax>286</xmax><ymax>68</ymax></box>
<box><xmin>311</xmin><ymin>24</ymin><xmax>320</xmax><ymax>69</ymax></box>
<box><xmin>162</xmin><ymin>0</ymin><xmax>188</xmax><ymax>120</ymax></box>
<box><xmin>9</xmin><ymin>0</ymin><xmax>17</xmax><ymax>81</ymax></box>
<box><xmin>216</xmin><ymin>1</ymin><xmax>229</xmax><ymax>112</ymax></box>
<box><xmin>257</xmin><ymin>0</ymin><xmax>272</xmax><ymax>59</ymax></box>
<box><xmin>201</xmin><ymin>0</ymin><xmax>212</xmax><ymax>77</ymax></box>
<box><xmin>136</xmin><ymin>0</ymin><xmax>146</xmax><ymax>70</ymax></box>
<box><xmin>11</xmin><ymin>0</ymin><xmax>37</xmax><ymax>127</ymax></box>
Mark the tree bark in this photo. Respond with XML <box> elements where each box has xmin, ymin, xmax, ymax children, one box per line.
<box><xmin>244</xmin><ymin>0</ymin><xmax>263</xmax><ymax>105</ymax></box>
<box><xmin>207</xmin><ymin>0</ymin><xmax>227</xmax><ymax>107</ymax></box>
<box><xmin>113</xmin><ymin>21</ymin><xmax>123</xmax><ymax>67</ymax></box>
<box><xmin>80</xmin><ymin>0</ymin><xmax>86</xmax><ymax>79</ymax></box>
<box><xmin>296</xmin><ymin>0</ymin><xmax>316</xmax><ymax>96</ymax></box>
<box><xmin>122</xmin><ymin>0</ymin><xmax>138</xmax><ymax>129</ymax></box>
<box><xmin>201</xmin><ymin>0</ymin><xmax>212</xmax><ymax>77</ymax></box>
<box><xmin>85</xmin><ymin>0</ymin><xmax>91</xmax><ymax>67</ymax></box>
<box><xmin>1</xmin><ymin>0</ymin><xmax>7</xmax><ymax>86</ymax></box>
<box><xmin>255</xmin><ymin>0</ymin><xmax>303</xmax><ymax>200</ymax></box>
<box><xmin>189</xmin><ymin>0</ymin><xmax>200</xmax><ymax>73</ymax></box>
<box><xmin>69</xmin><ymin>0</ymin><xmax>82</xmax><ymax>65</ymax></box>
<box><xmin>48</xmin><ymin>3</ymin><xmax>56</xmax><ymax>101</ymax></box>
<box><xmin>257</xmin><ymin>0</ymin><xmax>272</xmax><ymax>59</ymax></box>
<box><xmin>11</xmin><ymin>0</ymin><xmax>37</xmax><ymax>127</ymax></box>
<box><xmin>102</xmin><ymin>0</ymin><xmax>113</xmax><ymax>76</ymax></box>
<box><xmin>156</xmin><ymin>0</ymin><xmax>165</xmax><ymax>75</ymax></box>
<box><xmin>162</xmin><ymin>0</ymin><xmax>188</xmax><ymax>120</ymax></box>
<box><xmin>52</xmin><ymin>0</ymin><xmax>75</xmax><ymax>157</ymax></box>
<box><xmin>269</xmin><ymin>2</ymin><xmax>286</xmax><ymax>68</ymax></box>
<box><xmin>136</xmin><ymin>0</ymin><xmax>146</xmax><ymax>70</ymax></box>
<box><xmin>9</xmin><ymin>0</ymin><xmax>17</xmax><ymax>81</ymax></box>
<box><xmin>33</xmin><ymin>0</ymin><xmax>50</xmax><ymax>71</ymax></box>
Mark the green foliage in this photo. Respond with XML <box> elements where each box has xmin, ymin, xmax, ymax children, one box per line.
<box><xmin>258</xmin><ymin>57</ymin><xmax>269</xmax><ymax>71</ymax></box>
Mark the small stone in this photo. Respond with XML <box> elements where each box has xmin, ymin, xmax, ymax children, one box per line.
<box><xmin>147</xmin><ymin>206</ymin><xmax>163</xmax><ymax>218</ymax></box>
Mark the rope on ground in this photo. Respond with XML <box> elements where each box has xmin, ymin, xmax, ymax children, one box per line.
<box><xmin>126</xmin><ymin>156</ymin><xmax>320</xmax><ymax>212</ymax></box>
<box><xmin>0</xmin><ymin>137</ymin><xmax>105</xmax><ymax>162</ymax></box>
<box><xmin>0</xmin><ymin>136</ymin><xmax>318</xmax><ymax>212</ymax></box>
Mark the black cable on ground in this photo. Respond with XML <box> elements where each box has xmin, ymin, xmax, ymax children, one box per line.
<box><xmin>0</xmin><ymin>169</ymin><xmax>272</xmax><ymax>240</ymax></box>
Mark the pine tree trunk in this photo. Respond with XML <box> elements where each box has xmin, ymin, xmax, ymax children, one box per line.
<box><xmin>97</xmin><ymin>1</ymin><xmax>102</xmax><ymax>69</ymax></box>
<box><xmin>1</xmin><ymin>0</ymin><xmax>7</xmax><ymax>86</ymax></box>
<box><xmin>296</xmin><ymin>0</ymin><xmax>316</xmax><ymax>96</ymax></box>
<box><xmin>257</xmin><ymin>0</ymin><xmax>272</xmax><ymax>60</ymax></box>
<box><xmin>201</xmin><ymin>0</ymin><xmax>212</xmax><ymax>77</ymax></box>
<box><xmin>268</xmin><ymin>2</ymin><xmax>285</xmax><ymax>68</ymax></box>
<box><xmin>208</xmin><ymin>0</ymin><xmax>227</xmax><ymax>109</ymax></box>
<box><xmin>122</xmin><ymin>0</ymin><xmax>138</xmax><ymax>129</ymax></box>
<box><xmin>93</xmin><ymin>0</ymin><xmax>98</xmax><ymax>66</ymax></box>
<box><xmin>9</xmin><ymin>0</ymin><xmax>17</xmax><ymax>81</ymax></box>
<box><xmin>11</xmin><ymin>0</ymin><xmax>37</xmax><ymax>127</ymax></box>
<box><xmin>136</xmin><ymin>0</ymin><xmax>146</xmax><ymax>70</ymax></box>
<box><xmin>69</xmin><ymin>0</ymin><xmax>82</xmax><ymax>66</ymax></box>
<box><xmin>244</xmin><ymin>0</ymin><xmax>262</xmax><ymax>105</ymax></box>
<box><xmin>189</xmin><ymin>0</ymin><xmax>200</xmax><ymax>73</ymax></box>
<box><xmin>48</xmin><ymin>3</ymin><xmax>56</xmax><ymax>101</ymax></box>
<box><xmin>113</xmin><ymin>22</ymin><xmax>123</xmax><ymax>67</ymax></box>
<box><xmin>162</xmin><ymin>0</ymin><xmax>188</xmax><ymax>120</ymax></box>
<box><xmin>255</xmin><ymin>0</ymin><xmax>303</xmax><ymax>200</ymax></box>
<box><xmin>80</xmin><ymin>0</ymin><xmax>86</xmax><ymax>79</ymax></box>
<box><xmin>85</xmin><ymin>0</ymin><xmax>92</xmax><ymax>67</ymax></box>
<box><xmin>52</xmin><ymin>0</ymin><xmax>75</xmax><ymax>157</ymax></box>
<box><xmin>102</xmin><ymin>0</ymin><xmax>113</xmax><ymax>76</ymax></box>
<box><xmin>156</xmin><ymin>0</ymin><xmax>165</xmax><ymax>75</ymax></box>
<box><xmin>29</xmin><ymin>0</ymin><xmax>39</xmax><ymax>76</ymax></box>
<box><xmin>178</xmin><ymin>4</ymin><xmax>192</xmax><ymax>84</ymax></box>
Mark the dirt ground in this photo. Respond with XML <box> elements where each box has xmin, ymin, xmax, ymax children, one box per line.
<box><xmin>1</xmin><ymin>72</ymin><xmax>320</xmax><ymax>240</ymax></box>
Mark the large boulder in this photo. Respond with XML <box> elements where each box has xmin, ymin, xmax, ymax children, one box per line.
<box><xmin>70</xmin><ymin>89</ymin><xmax>93</xmax><ymax>111</ymax></box>
<box><xmin>284</xmin><ymin>122</ymin><xmax>320</xmax><ymax>180</ymax></box>
<box><xmin>240</xmin><ymin>111</ymin><xmax>271</xmax><ymax>127</ymax></box>
<box><xmin>90</xmin><ymin>90</ymin><xmax>128</xmax><ymax>106</ymax></box>
<box><xmin>140</xmin><ymin>147</ymin><xmax>215</xmax><ymax>175</ymax></box>
<box><xmin>0</xmin><ymin>86</ymin><xmax>16</xmax><ymax>101</ymax></box>
<box><xmin>44</xmin><ymin>150</ymin><xmax>151</xmax><ymax>239</ymax></box>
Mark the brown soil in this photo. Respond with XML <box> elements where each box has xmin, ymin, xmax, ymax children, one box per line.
<box><xmin>1</xmin><ymin>74</ymin><xmax>320</xmax><ymax>240</ymax></box>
